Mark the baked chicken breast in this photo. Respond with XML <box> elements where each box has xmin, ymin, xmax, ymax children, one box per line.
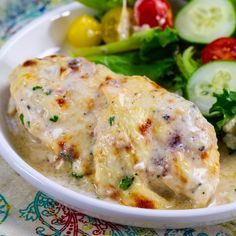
<box><xmin>8</xmin><ymin>56</ymin><xmax>219</xmax><ymax>209</ymax></box>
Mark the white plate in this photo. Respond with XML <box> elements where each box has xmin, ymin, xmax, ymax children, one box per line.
<box><xmin>0</xmin><ymin>2</ymin><xmax>236</xmax><ymax>229</ymax></box>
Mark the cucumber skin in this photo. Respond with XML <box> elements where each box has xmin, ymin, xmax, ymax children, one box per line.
<box><xmin>187</xmin><ymin>60</ymin><xmax>236</xmax><ymax>116</ymax></box>
<box><xmin>230</xmin><ymin>0</ymin><xmax>236</xmax><ymax>38</ymax></box>
<box><xmin>174</xmin><ymin>0</ymin><xmax>236</xmax><ymax>44</ymax></box>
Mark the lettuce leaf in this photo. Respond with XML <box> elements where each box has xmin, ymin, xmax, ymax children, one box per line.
<box><xmin>88</xmin><ymin>52</ymin><xmax>175</xmax><ymax>82</ymax></box>
<box><xmin>73</xmin><ymin>27</ymin><xmax>179</xmax><ymax>59</ymax></box>
<box><xmin>209</xmin><ymin>90</ymin><xmax>236</xmax><ymax>129</ymax></box>
<box><xmin>175</xmin><ymin>46</ymin><xmax>200</xmax><ymax>80</ymax></box>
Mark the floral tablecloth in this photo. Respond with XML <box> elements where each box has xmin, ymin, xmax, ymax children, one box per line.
<box><xmin>0</xmin><ymin>1</ymin><xmax>235</xmax><ymax>235</ymax></box>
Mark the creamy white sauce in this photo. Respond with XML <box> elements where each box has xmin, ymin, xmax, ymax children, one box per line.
<box><xmin>6</xmin><ymin>114</ymin><xmax>236</xmax><ymax>209</ymax></box>
<box><xmin>6</xmin><ymin>115</ymin><xmax>97</xmax><ymax>199</ymax></box>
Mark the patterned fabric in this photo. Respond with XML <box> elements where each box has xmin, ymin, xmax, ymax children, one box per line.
<box><xmin>0</xmin><ymin>0</ymin><xmax>235</xmax><ymax>235</ymax></box>
<box><xmin>0</xmin><ymin>195</ymin><xmax>10</xmax><ymax>225</ymax></box>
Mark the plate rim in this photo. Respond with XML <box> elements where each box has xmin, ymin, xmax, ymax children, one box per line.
<box><xmin>0</xmin><ymin>1</ymin><xmax>235</xmax><ymax>227</ymax></box>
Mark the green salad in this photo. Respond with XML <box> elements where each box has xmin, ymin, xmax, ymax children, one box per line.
<box><xmin>67</xmin><ymin>0</ymin><xmax>236</xmax><ymax>150</ymax></box>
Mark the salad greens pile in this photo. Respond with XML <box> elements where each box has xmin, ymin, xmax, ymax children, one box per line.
<box><xmin>71</xmin><ymin>0</ymin><xmax>236</xmax><ymax>150</ymax></box>
<box><xmin>209</xmin><ymin>90</ymin><xmax>236</xmax><ymax>131</ymax></box>
<box><xmin>80</xmin><ymin>28</ymin><xmax>179</xmax><ymax>83</ymax></box>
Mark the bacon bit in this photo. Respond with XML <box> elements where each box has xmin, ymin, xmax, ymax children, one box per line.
<box><xmin>56</xmin><ymin>98</ymin><xmax>66</xmax><ymax>107</ymax></box>
<box><xmin>23</xmin><ymin>60</ymin><xmax>37</xmax><ymax>67</ymax></box>
<box><xmin>139</xmin><ymin>119</ymin><xmax>152</xmax><ymax>135</ymax></box>
<box><xmin>133</xmin><ymin>194</ymin><xmax>155</xmax><ymax>209</ymax></box>
<box><xmin>200</xmin><ymin>151</ymin><xmax>208</xmax><ymax>160</ymax></box>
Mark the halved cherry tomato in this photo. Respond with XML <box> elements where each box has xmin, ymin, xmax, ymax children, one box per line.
<box><xmin>101</xmin><ymin>7</ymin><xmax>133</xmax><ymax>44</ymax></box>
<box><xmin>202</xmin><ymin>38</ymin><xmax>236</xmax><ymax>64</ymax></box>
<box><xmin>134</xmin><ymin>0</ymin><xmax>173</xmax><ymax>29</ymax></box>
<box><xmin>67</xmin><ymin>15</ymin><xmax>102</xmax><ymax>48</ymax></box>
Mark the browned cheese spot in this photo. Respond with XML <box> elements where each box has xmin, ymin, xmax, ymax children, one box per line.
<box><xmin>139</xmin><ymin>118</ymin><xmax>152</xmax><ymax>135</ymax></box>
<box><xmin>201</xmin><ymin>151</ymin><xmax>209</xmax><ymax>160</ymax></box>
<box><xmin>107</xmin><ymin>185</ymin><xmax>120</xmax><ymax>200</ymax></box>
<box><xmin>180</xmin><ymin>175</ymin><xmax>188</xmax><ymax>184</ymax></box>
<box><xmin>48</xmin><ymin>55</ymin><xmax>58</xmax><ymax>58</ymax></box>
<box><xmin>132</xmin><ymin>194</ymin><xmax>155</xmax><ymax>209</ymax></box>
<box><xmin>105</xmin><ymin>76</ymin><xmax>113</xmax><ymax>81</ymax></box>
<box><xmin>120</xmin><ymin>77</ymin><xmax>128</xmax><ymax>83</ymax></box>
<box><xmin>149</xmin><ymin>80</ymin><xmax>162</xmax><ymax>89</ymax></box>
<box><xmin>56</xmin><ymin>98</ymin><xmax>67</xmax><ymax>108</ymax></box>
<box><xmin>60</xmin><ymin>67</ymin><xmax>66</xmax><ymax>75</ymax></box>
<box><xmin>173</xmin><ymin>157</ymin><xmax>188</xmax><ymax>184</ymax></box>
<box><xmin>22</xmin><ymin>60</ymin><xmax>37</xmax><ymax>67</ymax></box>
<box><xmin>87</xmin><ymin>98</ymin><xmax>95</xmax><ymax>111</ymax></box>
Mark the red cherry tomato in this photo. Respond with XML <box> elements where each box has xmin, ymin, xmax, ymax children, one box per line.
<box><xmin>134</xmin><ymin>0</ymin><xmax>173</xmax><ymax>29</ymax></box>
<box><xmin>202</xmin><ymin>38</ymin><xmax>236</xmax><ymax>64</ymax></box>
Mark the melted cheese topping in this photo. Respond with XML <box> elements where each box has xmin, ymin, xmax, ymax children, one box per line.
<box><xmin>8</xmin><ymin>56</ymin><xmax>220</xmax><ymax>209</ymax></box>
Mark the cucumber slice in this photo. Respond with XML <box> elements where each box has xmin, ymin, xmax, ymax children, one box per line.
<box><xmin>175</xmin><ymin>0</ymin><xmax>236</xmax><ymax>44</ymax></box>
<box><xmin>187</xmin><ymin>61</ymin><xmax>236</xmax><ymax>115</ymax></box>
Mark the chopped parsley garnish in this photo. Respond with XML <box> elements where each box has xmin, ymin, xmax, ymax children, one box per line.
<box><xmin>108</xmin><ymin>116</ymin><xmax>115</xmax><ymax>126</ymax></box>
<box><xmin>19</xmin><ymin>113</ymin><xmax>24</xmax><ymax>125</ymax></box>
<box><xmin>71</xmin><ymin>172</ymin><xmax>83</xmax><ymax>179</ymax></box>
<box><xmin>45</xmin><ymin>90</ymin><xmax>52</xmax><ymax>96</ymax></box>
<box><xmin>60</xmin><ymin>152</ymin><xmax>73</xmax><ymax>163</ymax></box>
<box><xmin>49</xmin><ymin>115</ymin><xmax>59</xmax><ymax>122</ymax></box>
<box><xmin>27</xmin><ymin>121</ymin><xmax>30</xmax><ymax>127</ymax></box>
<box><xmin>119</xmin><ymin>176</ymin><xmax>134</xmax><ymax>190</ymax></box>
<box><xmin>32</xmin><ymin>86</ymin><xmax>52</xmax><ymax>96</ymax></box>
<box><xmin>32</xmin><ymin>86</ymin><xmax>43</xmax><ymax>91</ymax></box>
